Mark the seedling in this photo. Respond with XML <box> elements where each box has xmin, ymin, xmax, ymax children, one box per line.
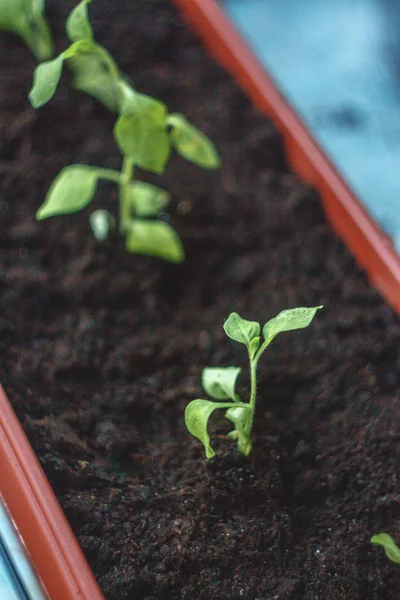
<box><xmin>185</xmin><ymin>306</ymin><xmax>322</xmax><ymax>458</ymax></box>
<box><xmin>28</xmin><ymin>0</ymin><xmax>220</xmax><ymax>261</ymax></box>
<box><xmin>0</xmin><ymin>0</ymin><xmax>53</xmax><ymax>60</ymax></box>
<box><xmin>371</xmin><ymin>533</ymin><xmax>400</xmax><ymax>564</ymax></box>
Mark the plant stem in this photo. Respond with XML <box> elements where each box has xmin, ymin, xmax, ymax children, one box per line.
<box><xmin>245</xmin><ymin>337</ymin><xmax>274</xmax><ymax>440</ymax></box>
<box><xmin>247</xmin><ymin>358</ymin><xmax>258</xmax><ymax>436</ymax></box>
<box><xmin>119</xmin><ymin>156</ymin><xmax>134</xmax><ymax>233</ymax></box>
<box><xmin>97</xmin><ymin>168</ymin><xmax>121</xmax><ymax>184</ymax></box>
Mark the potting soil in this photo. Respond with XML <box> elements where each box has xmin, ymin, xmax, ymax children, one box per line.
<box><xmin>0</xmin><ymin>1</ymin><xmax>399</xmax><ymax>598</ymax></box>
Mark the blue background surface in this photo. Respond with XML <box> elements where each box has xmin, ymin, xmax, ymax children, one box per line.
<box><xmin>223</xmin><ymin>0</ymin><xmax>400</xmax><ymax>250</ymax></box>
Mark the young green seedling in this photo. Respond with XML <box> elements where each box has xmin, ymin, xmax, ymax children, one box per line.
<box><xmin>29</xmin><ymin>0</ymin><xmax>220</xmax><ymax>261</ymax></box>
<box><xmin>185</xmin><ymin>306</ymin><xmax>322</xmax><ymax>458</ymax></box>
<box><xmin>371</xmin><ymin>533</ymin><xmax>400</xmax><ymax>564</ymax></box>
<box><xmin>0</xmin><ymin>0</ymin><xmax>53</xmax><ymax>60</ymax></box>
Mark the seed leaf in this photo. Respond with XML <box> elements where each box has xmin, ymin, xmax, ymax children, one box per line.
<box><xmin>125</xmin><ymin>220</ymin><xmax>184</xmax><ymax>263</ymax></box>
<box><xmin>263</xmin><ymin>306</ymin><xmax>323</xmax><ymax>343</ymax></box>
<box><xmin>29</xmin><ymin>54</ymin><xmax>64</xmax><ymax>108</ymax></box>
<box><xmin>89</xmin><ymin>209</ymin><xmax>116</xmax><ymax>241</ymax></box>
<box><xmin>66</xmin><ymin>0</ymin><xmax>93</xmax><ymax>43</ymax></box>
<box><xmin>167</xmin><ymin>113</ymin><xmax>220</xmax><ymax>169</ymax></box>
<box><xmin>36</xmin><ymin>165</ymin><xmax>99</xmax><ymax>219</ymax></box>
<box><xmin>0</xmin><ymin>0</ymin><xmax>53</xmax><ymax>60</ymax></box>
<box><xmin>114</xmin><ymin>87</ymin><xmax>170</xmax><ymax>173</ymax></box>
<box><xmin>201</xmin><ymin>367</ymin><xmax>241</xmax><ymax>402</ymax></box>
<box><xmin>127</xmin><ymin>181</ymin><xmax>169</xmax><ymax>217</ymax></box>
<box><xmin>223</xmin><ymin>312</ymin><xmax>260</xmax><ymax>348</ymax></box>
<box><xmin>185</xmin><ymin>399</ymin><xmax>236</xmax><ymax>459</ymax></box>
<box><xmin>371</xmin><ymin>534</ymin><xmax>400</xmax><ymax>563</ymax></box>
<box><xmin>226</xmin><ymin>406</ymin><xmax>252</xmax><ymax>456</ymax></box>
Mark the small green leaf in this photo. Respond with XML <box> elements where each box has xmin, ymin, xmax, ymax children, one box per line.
<box><xmin>371</xmin><ymin>534</ymin><xmax>400</xmax><ymax>564</ymax></box>
<box><xmin>225</xmin><ymin>406</ymin><xmax>252</xmax><ymax>456</ymax></box>
<box><xmin>64</xmin><ymin>41</ymin><xmax>122</xmax><ymax>112</ymax></box>
<box><xmin>0</xmin><ymin>0</ymin><xmax>54</xmax><ymax>60</ymax></box>
<box><xmin>63</xmin><ymin>38</ymin><xmax>96</xmax><ymax>59</ymax></box>
<box><xmin>36</xmin><ymin>165</ymin><xmax>99</xmax><ymax>219</ymax></box>
<box><xmin>167</xmin><ymin>113</ymin><xmax>220</xmax><ymax>169</ymax></box>
<box><xmin>226</xmin><ymin>406</ymin><xmax>249</xmax><ymax>429</ymax></box>
<box><xmin>125</xmin><ymin>220</ymin><xmax>184</xmax><ymax>263</ymax></box>
<box><xmin>29</xmin><ymin>54</ymin><xmax>64</xmax><ymax>108</ymax></box>
<box><xmin>223</xmin><ymin>312</ymin><xmax>260</xmax><ymax>348</ymax></box>
<box><xmin>201</xmin><ymin>367</ymin><xmax>241</xmax><ymax>402</ymax></box>
<box><xmin>68</xmin><ymin>52</ymin><xmax>119</xmax><ymax>111</ymax></box>
<box><xmin>185</xmin><ymin>399</ymin><xmax>236</xmax><ymax>459</ymax></box>
<box><xmin>66</xmin><ymin>0</ymin><xmax>93</xmax><ymax>43</ymax></box>
<box><xmin>249</xmin><ymin>336</ymin><xmax>260</xmax><ymax>360</ymax></box>
<box><xmin>114</xmin><ymin>86</ymin><xmax>170</xmax><ymax>174</ymax></box>
<box><xmin>127</xmin><ymin>181</ymin><xmax>169</xmax><ymax>217</ymax></box>
<box><xmin>263</xmin><ymin>306</ymin><xmax>323</xmax><ymax>343</ymax></box>
<box><xmin>89</xmin><ymin>209</ymin><xmax>116</xmax><ymax>241</ymax></box>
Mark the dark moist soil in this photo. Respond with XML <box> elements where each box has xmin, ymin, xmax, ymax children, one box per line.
<box><xmin>0</xmin><ymin>2</ymin><xmax>399</xmax><ymax>599</ymax></box>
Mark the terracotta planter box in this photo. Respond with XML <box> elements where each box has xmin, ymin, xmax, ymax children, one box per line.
<box><xmin>1</xmin><ymin>1</ymin><xmax>399</xmax><ymax>598</ymax></box>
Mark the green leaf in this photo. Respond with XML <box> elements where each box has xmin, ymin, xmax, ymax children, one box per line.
<box><xmin>68</xmin><ymin>52</ymin><xmax>119</xmax><ymax>111</ymax></box>
<box><xmin>125</xmin><ymin>220</ymin><xmax>184</xmax><ymax>263</ymax></box>
<box><xmin>0</xmin><ymin>0</ymin><xmax>54</xmax><ymax>60</ymax></box>
<box><xmin>66</xmin><ymin>0</ymin><xmax>93</xmax><ymax>43</ymax></box>
<box><xmin>63</xmin><ymin>38</ymin><xmax>94</xmax><ymax>59</ymax></box>
<box><xmin>89</xmin><ymin>209</ymin><xmax>116</xmax><ymax>241</ymax></box>
<box><xmin>167</xmin><ymin>113</ymin><xmax>220</xmax><ymax>169</ymax></box>
<box><xmin>185</xmin><ymin>399</ymin><xmax>236</xmax><ymax>459</ymax></box>
<box><xmin>127</xmin><ymin>181</ymin><xmax>169</xmax><ymax>217</ymax></box>
<box><xmin>249</xmin><ymin>336</ymin><xmax>260</xmax><ymax>360</ymax></box>
<box><xmin>223</xmin><ymin>312</ymin><xmax>260</xmax><ymax>348</ymax></box>
<box><xmin>371</xmin><ymin>534</ymin><xmax>400</xmax><ymax>564</ymax></box>
<box><xmin>201</xmin><ymin>367</ymin><xmax>241</xmax><ymax>402</ymax></box>
<box><xmin>36</xmin><ymin>165</ymin><xmax>99</xmax><ymax>219</ymax></box>
<box><xmin>29</xmin><ymin>54</ymin><xmax>64</xmax><ymax>108</ymax></box>
<box><xmin>262</xmin><ymin>306</ymin><xmax>323</xmax><ymax>343</ymax></box>
<box><xmin>225</xmin><ymin>406</ymin><xmax>252</xmax><ymax>456</ymax></box>
<box><xmin>114</xmin><ymin>86</ymin><xmax>170</xmax><ymax>174</ymax></box>
<box><xmin>65</xmin><ymin>41</ymin><xmax>122</xmax><ymax>112</ymax></box>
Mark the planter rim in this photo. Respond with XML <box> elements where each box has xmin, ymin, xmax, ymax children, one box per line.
<box><xmin>172</xmin><ymin>0</ymin><xmax>400</xmax><ymax>314</ymax></box>
<box><xmin>0</xmin><ymin>385</ymin><xmax>104</xmax><ymax>600</ymax></box>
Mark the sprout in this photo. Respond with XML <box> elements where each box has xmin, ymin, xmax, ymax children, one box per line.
<box><xmin>185</xmin><ymin>306</ymin><xmax>322</xmax><ymax>458</ymax></box>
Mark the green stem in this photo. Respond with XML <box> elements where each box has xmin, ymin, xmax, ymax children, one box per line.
<box><xmin>97</xmin><ymin>168</ymin><xmax>121</xmax><ymax>184</ymax></box>
<box><xmin>245</xmin><ymin>336</ymin><xmax>274</xmax><ymax>438</ymax></box>
<box><xmin>119</xmin><ymin>156</ymin><xmax>134</xmax><ymax>234</ymax></box>
<box><xmin>247</xmin><ymin>358</ymin><xmax>258</xmax><ymax>436</ymax></box>
<box><xmin>244</xmin><ymin>335</ymin><xmax>275</xmax><ymax>442</ymax></box>
<box><xmin>254</xmin><ymin>337</ymin><xmax>273</xmax><ymax>363</ymax></box>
